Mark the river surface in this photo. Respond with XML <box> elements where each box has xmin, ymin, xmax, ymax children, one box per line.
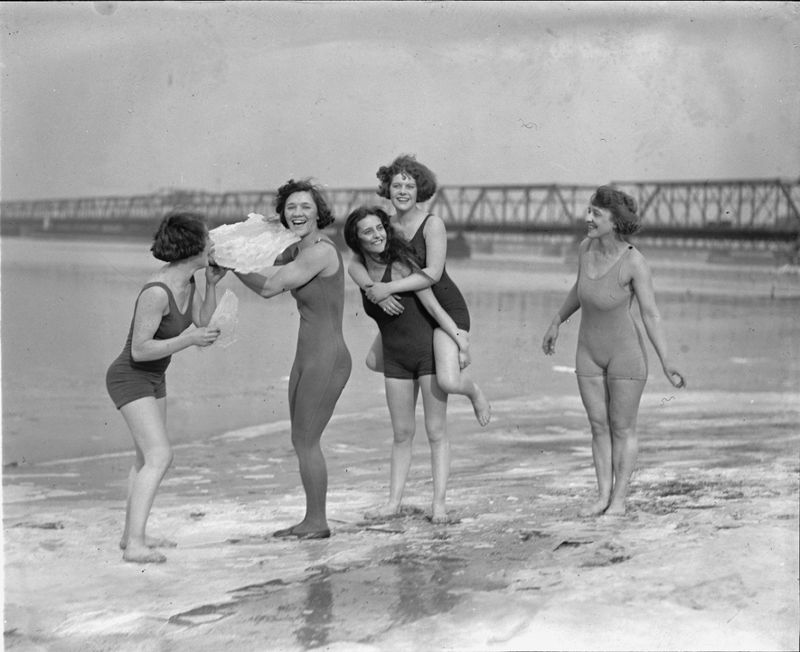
<box><xmin>2</xmin><ymin>236</ymin><xmax>798</xmax><ymax>464</ymax></box>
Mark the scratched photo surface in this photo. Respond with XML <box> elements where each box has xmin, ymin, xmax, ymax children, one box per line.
<box><xmin>2</xmin><ymin>2</ymin><xmax>799</xmax><ymax>651</ymax></box>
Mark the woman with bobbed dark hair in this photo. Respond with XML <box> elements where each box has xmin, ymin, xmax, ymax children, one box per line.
<box><xmin>542</xmin><ymin>185</ymin><xmax>685</xmax><ymax>517</ymax></box>
<box><xmin>106</xmin><ymin>210</ymin><xmax>226</xmax><ymax>563</ymax></box>
<box><xmin>233</xmin><ymin>179</ymin><xmax>351</xmax><ymax>540</ymax></box>
<box><xmin>349</xmin><ymin>154</ymin><xmax>491</xmax><ymax>427</ymax></box>
<box><xmin>345</xmin><ymin>205</ymin><xmax>469</xmax><ymax>523</ymax></box>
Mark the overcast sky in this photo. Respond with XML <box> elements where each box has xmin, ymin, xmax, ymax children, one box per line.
<box><xmin>1</xmin><ymin>1</ymin><xmax>798</xmax><ymax>201</ymax></box>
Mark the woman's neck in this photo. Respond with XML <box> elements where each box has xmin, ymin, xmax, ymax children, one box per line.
<box><xmin>160</xmin><ymin>259</ymin><xmax>199</xmax><ymax>284</ymax></box>
<box><xmin>394</xmin><ymin>205</ymin><xmax>423</xmax><ymax>224</ymax></box>
<box><xmin>297</xmin><ymin>227</ymin><xmax>321</xmax><ymax>249</ymax></box>
<box><xmin>594</xmin><ymin>233</ymin><xmax>625</xmax><ymax>255</ymax></box>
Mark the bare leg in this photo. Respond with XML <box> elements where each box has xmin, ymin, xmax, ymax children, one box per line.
<box><xmin>365</xmin><ymin>379</ymin><xmax>418</xmax><ymax>519</ymax></box>
<box><xmin>604</xmin><ymin>378</ymin><xmax>646</xmax><ymax>515</ymax></box>
<box><xmin>119</xmin><ymin>397</ymin><xmax>173</xmax><ymax>563</ymax></box>
<box><xmin>365</xmin><ymin>333</ymin><xmax>384</xmax><ymax>374</ymax></box>
<box><xmin>433</xmin><ymin>329</ymin><xmax>491</xmax><ymax>427</ymax></box>
<box><xmin>419</xmin><ymin>374</ymin><xmax>449</xmax><ymax>523</ymax></box>
<box><xmin>577</xmin><ymin>376</ymin><xmax>613</xmax><ymax>516</ymax></box>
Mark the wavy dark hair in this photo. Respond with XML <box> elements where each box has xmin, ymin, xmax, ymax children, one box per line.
<box><xmin>344</xmin><ymin>206</ymin><xmax>422</xmax><ymax>271</ymax></box>
<box><xmin>275</xmin><ymin>178</ymin><xmax>335</xmax><ymax>229</ymax></box>
<box><xmin>375</xmin><ymin>154</ymin><xmax>438</xmax><ymax>203</ymax></box>
<box><xmin>590</xmin><ymin>185</ymin><xmax>641</xmax><ymax>236</ymax></box>
<box><xmin>150</xmin><ymin>210</ymin><xmax>208</xmax><ymax>262</ymax></box>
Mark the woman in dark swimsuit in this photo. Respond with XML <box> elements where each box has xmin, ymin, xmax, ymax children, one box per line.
<box><xmin>542</xmin><ymin>186</ymin><xmax>686</xmax><ymax>516</ymax></box>
<box><xmin>106</xmin><ymin>211</ymin><xmax>226</xmax><ymax>563</ymax></box>
<box><xmin>348</xmin><ymin>154</ymin><xmax>491</xmax><ymax>427</ymax></box>
<box><xmin>345</xmin><ymin>206</ymin><xmax>467</xmax><ymax>524</ymax></box>
<box><xmin>234</xmin><ymin>179</ymin><xmax>351</xmax><ymax>539</ymax></box>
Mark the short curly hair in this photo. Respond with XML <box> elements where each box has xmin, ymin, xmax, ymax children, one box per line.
<box><xmin>375</xmin><ymin>154</ymin><xmax>438</xmax><ymax>203</ymax></box>
<box><xmin>590</xmin><ymin>186</ymin><xmax>641</xmax><ymax>236</ymax></box>
<box><xmin>275</xmin><ymin>179</ymin><xmax>335</xmax><ymax>229</ymax></box>
<box><xmin>150</xmin><ymin>211</ymin><xmax>208</xmax><ymax>262</ymax></box>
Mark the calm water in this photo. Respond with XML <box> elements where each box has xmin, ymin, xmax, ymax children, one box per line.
<box><xmin>2</xmin><ymin>237</ymin><xmax>798</xmax><ymax>464</ymax></box>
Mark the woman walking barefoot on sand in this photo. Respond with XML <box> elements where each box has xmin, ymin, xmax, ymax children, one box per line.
<box><xmin>233</xmin><ymin>179</ymin><xmax>351</xmax><ymax>539</ymax></box>
<box><xmin>542</xmin><ymin>186</ymin><xmax>685</xmax><ymax>517</ymax></box>
<box><xmin>345</xmin><ymin>206</ymin><xmax>469</xmax><ymax>524</ymax></box>
<box><xmin>348</xmin><ymin>154</ymin><xmax>491</xmax><ymax>427</ymax></box>
<box><xmin>106</xmin><ymin>211</ymin><xmax>226</xmax><ymax>563</ymax></box>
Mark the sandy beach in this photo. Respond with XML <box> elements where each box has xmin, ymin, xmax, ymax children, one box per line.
<box><xmin>4</xmin><ymin>388</ymin><xmax>799</xmax><ymax>651</ymax></box>
<box><xmin>3</xmin><ymin>244</ymin><xmax>799</xmax><ymax>651</ymax></box>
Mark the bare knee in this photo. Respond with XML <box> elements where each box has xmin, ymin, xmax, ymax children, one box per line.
<box><xmin>610</xmin><ymin>422</ymin><xmax>637</xmax><ymax>441</ymax></box>
<box><xmin>587</xmin><ymin>418</ymin><xmax>610</xmax><ymax>439</ymax></box>
<box><xmin>436</xmin><ymin>372</ymin><xmax>460</xmax><ymax>395</ymax></box>
<box><xmin>424</xmin><ymin>423</ymin><xmax>447</xmax><ymax>445</ymax></box>
<box><xmin>145</xmin><ymin>445</ymin><xmax>173</xmax><ymax>472</ymax></box>
<box><xmin>365</xmin><ymin>352</ymin><xmax>380</xmax><ymax>372</ymax></box>
<box><xmin>392</xmin><ymin>425</ymin><xmax>415</xmax><ymax>445</ymax></box>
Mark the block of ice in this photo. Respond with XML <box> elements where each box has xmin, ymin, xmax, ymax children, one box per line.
<box><xmin>210</xmin><ymin>213</ymin><xmax>299</xmax><ymax>273</ymax></box>
<box><xmin>208</xmin><ymin>289</ymin><xmax>239</xmax><ymax>348</ymax></box>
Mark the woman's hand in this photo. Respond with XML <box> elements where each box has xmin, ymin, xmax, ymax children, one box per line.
<box><xmin>378</xmin><ymin>296</ymin><xmax>404</xmax><ymax>316</ymax></box>
<box><xmin>366</xmin><ymin>282</ymin><xmax>393</xmax><ymax>304</ymax></box>
<box><xmin>458</xmin><ymin>347</ymin><xmax>471</xmax><ymax>370</ymax></box>
<box><xmin>189</xmin><ymin>326</ymin><xmax>221</xmax><ymax>347</ymax></box>
<box><xmin>542</xmin><ymin>322</ymin><xmax>559</xmax><ymax>355</ymax></box>
<box><xmin>662</xmin><ymin>363</ymin><xmax>686</xmax><ymax>388</ymax></box>
<box><xmin>205</xmin><ymin>263</ymin><xmax>228</xmax><ymax>285</ymax></box>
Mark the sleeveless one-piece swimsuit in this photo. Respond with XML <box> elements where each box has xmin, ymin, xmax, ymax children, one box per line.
<box><xmin>106</xmin><ymin>279</ymin><xmax>195</xmax><ymax>409</ymax></box>
<box><xmin>409</xmin><ymin>215</ymin><xmax>471</xmax><ymax>331</ymax></box>
<box><xmin>362</xmin><ymin>264</ymin><xmax>438</xmax><ymax>380</ymax></box>
<box><xmin>287</xmin><ymin>240</ymin><xmax>352</xmax><ymax>440</ymax></box>
<box><xmin>575</xmin><ymin>245</ymin><xmax>648</xmax><ymax>381</ymax></box>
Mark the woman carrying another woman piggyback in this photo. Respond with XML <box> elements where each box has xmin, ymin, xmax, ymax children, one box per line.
<box><xmin>348</xmin><ymin>155</ymin><xmax>491</xmax><ymax>427</ymax></box>
<box><xmin>345</xmin><ymin>206</ymin><xmax>469</xmax><ymax>524</ymax></box>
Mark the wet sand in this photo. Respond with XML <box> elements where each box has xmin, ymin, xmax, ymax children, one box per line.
<box><xmin>4</xmin><ymin>388</ymin><xmax>799</xmax><ymax>651</ymax></box>
<box><xmin>3</xmin><ymin>250</ymin><xmax>799</xmax><ymax>651</ymax></box>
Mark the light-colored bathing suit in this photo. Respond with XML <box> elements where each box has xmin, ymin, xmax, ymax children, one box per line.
<box><xmin>576</xmin><ymin>244</ymin><xmax>648</xmax><ymax>380</ymax></box>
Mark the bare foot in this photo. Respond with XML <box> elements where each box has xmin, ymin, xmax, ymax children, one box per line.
<box><xmin>430</xmin><ymin>503</ymin><xmax>448</xmax><ymax>524</ymax></box>
<box><xmin>579</xmin><ymin>500</ymin><xmax>609</xmax><ymax>517</ymax></box>
<box><xmin>119</xmin><ymin>536</ymin><xmax>177</xmax><ymax>550</ymax></box>
<box><xmin>122</xmin><ymin>543</ymin><xmax>167</xmax><ymax>564</ymax></box>
<box><xmin>364</xmin><ymin>503</ymin><xmax>401</xmax><ymax>520</ymax></box>
<box><xmin>472</xmin><ymin>389</ymin><xmax>492</xmax><ymax>427</ymax></box>
<box><xmin>603</xmin><ymin>504</ymin><xmax>627</xmax><ymax>517</ymax></box>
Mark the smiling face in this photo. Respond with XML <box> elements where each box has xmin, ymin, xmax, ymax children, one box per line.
<box><xmin>586</xmin><ymin>203</ymin><xmax>615</xmax><ymax>239</ymax></box>
<box><xmin>356</xmin><ymin>214</ymin><xmax>387</xmax><ymax>256</ymax></box>
<box><xmin>282</xmin><ymin>191</ymin><xmax>319</xmax><ymax>238</ymax></box>
<box><xmin>389</xmin><ymin>172</ymin><xmax>418</xmax><ymax>213</ymax></box>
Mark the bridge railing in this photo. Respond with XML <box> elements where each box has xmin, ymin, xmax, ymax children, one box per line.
<box><xmin>1</xmin><ymin>178</ymin><xmax>797</xmax><ymax>242</ymax></box>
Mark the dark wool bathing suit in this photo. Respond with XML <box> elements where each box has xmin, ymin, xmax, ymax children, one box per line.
<box><xmin>106</xmin><ymin>279</ymin><xmax>195</xmax><ymax>409</ymax></box>
<box><xmin>362</xmin><ymin>264</ymin><xmax>438</xmax><ymax>380</ymax></box>
<box><xmin>287</xmin><ymin>240</ymin><xmax>352</xmax><ymax>441</ymax></box>
<box><xmin>409</xmin><ymin>214</ymin><xmax>471</xmax><ymax>331</ymax></box>
<box><xmin>575</xmin><ymin>244</ymin><xmax>648</xmax><ymax>381</ymax></box>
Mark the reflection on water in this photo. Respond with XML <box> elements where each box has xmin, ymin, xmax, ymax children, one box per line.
<box><xmin>163</xmin><ymin>540</ymin><xmax>497</xmax><ymax>650</ymax></box>
<box><xmin>2</xmin><ymin>238</ymin><xmax>799</xmax><ymax>463</ymax></box>
<box><xmin>294</xmin><ymin>565</ymin><xmax>334</xmax><ymax>649</ymax></box>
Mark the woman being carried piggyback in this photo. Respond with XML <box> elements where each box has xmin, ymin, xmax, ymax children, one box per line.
<box><xmin>348</xmin><ymin>154</ymin><xmax>491</xmax><ymax>427</ymax></box>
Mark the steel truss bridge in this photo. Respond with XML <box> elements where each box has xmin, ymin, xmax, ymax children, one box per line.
<box><xmin>2</xmin><ymin>178</ymin><xmax>798</xmax><ymax>251</ymax></box>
